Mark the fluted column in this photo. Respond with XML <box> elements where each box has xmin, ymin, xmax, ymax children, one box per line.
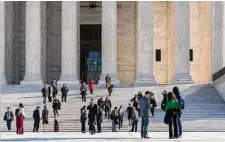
<box><xmin>172</xmin><ymin>2</ymin><xmax>193</xmax><ymax>84</ymax></box>
<box><xmin>99</xmin><ymin>1</ymin><xmax>120</xmax><ymax>85</ymax></box>
<box><xmin>211</xmin><ymin>2</ymin><xmax>223</xmax><ymax>72</ymax></box>
<box><xmin>20</xmin><ymin>1</ymin><xmax>43</xmax><ymax>84</ymax></box>
<box><xmin>0</xmin><ymin>1</ymin><xmax>6</xmax><ymax>84</ymax></box>
<box><xmin>58</xmin><ymin>1</ymin><xmax>79</xmax><ymax>85</ymax></box>
<box><xmin>135</xmin><ymin>1</ymin><xmax>156</xmax><ymax>85</ymax></box>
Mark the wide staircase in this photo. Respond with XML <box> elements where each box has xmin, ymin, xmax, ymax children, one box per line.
<box><xmin>1</xmin><ymin>84</ymin><xmax>225</xmax><ymax>132</ymax></box>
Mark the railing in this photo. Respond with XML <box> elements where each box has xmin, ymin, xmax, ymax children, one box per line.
<box><xmin>212</xmin><ymin>66</ymin><xmax>225</xmax><ymax>81</ymax></box>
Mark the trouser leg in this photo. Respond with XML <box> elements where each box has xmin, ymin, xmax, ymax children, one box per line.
<box><xmin>150</xmin><ymin>107</ymin><xmax>154</xmax><ymax>116</ymax></box>
<box><xmin>135</xmin><ymin>120</ymin><xmax>138</xmax><ymax>132</ymax></box>
<box><xmin>7</xmin><ymin>120</ymin><xmax>11</xmax><ymax>131</ymax></box>
<box><xmin>174</xmin><ymin>115</ymin><xmax>178</xmax><ymax>138</ymax></box>
<box><xmin>169</xmin><ymin>117</ymin><xmax>173</xmax><ymax>138</ymax></box>
<box><xmin>178</xmin><ymin>117</ymin><xmax>182</xmax><ymax>136</ymax></box>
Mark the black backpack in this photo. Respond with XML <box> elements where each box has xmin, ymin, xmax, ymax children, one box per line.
<box><xmin>180</xmin><ymin>98</ymin><xmax>185</xmax><ymax>110</ymax></box>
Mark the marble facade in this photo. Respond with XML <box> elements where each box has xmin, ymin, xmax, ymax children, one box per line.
<box><xmin>0</xmin><ymin>1</ymin><xmax>221</xmax><ymax>85</ymax></box>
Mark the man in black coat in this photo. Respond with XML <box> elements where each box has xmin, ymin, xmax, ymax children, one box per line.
<box><xmin>52</xmin><ymin>98</ymin><xmax>61</xmax><ymax>117</ymax></box>
<box><xmin>61</xmin><ymin>84</ymin><xmax>69</xmax><ymax>102</ymax></box>
<box><xmin>87</xmin><ymin>98</ymin><xmax>98</xmax><ymax>135</ymax></box>
<box><xmin>3</xmin><ymin>107</ymin><xmax>14</xmax><ymax>131</ymax></box>
<box><xmin>97</xmin><ymin>105</ymin><xmax>103</xmax><ymax>133</ymax></box>
<box><xmin>33</xmin><ymin>106</ymin><xmax>41</xmax><ymax>132</ymax></box>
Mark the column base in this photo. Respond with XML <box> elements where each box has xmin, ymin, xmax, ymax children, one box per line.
<box><xmin>172</xmin><ymin>73</ymin><xmax>194</xmax><ymax>84</ymax></box>
<box><xmin>20</xmin><ymin>75</ymin><xmax>43</xmax><ymax>85</ymax></box>
<box><xmin>98</xmin><ymin>74</ymin><xmax>120</xmax><ymax>86</ymax></box>
<box><xmin>58</xmin><ymin>75</ymin><xmax>80</xmax><ymax>85</ymax></box>
<box><xmin>134</xmin><ymin>74</ymin><xmax>157</xmax><ymax>86</ymax></box>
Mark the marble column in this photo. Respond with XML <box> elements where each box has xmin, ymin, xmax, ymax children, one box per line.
<box><xmin>135</xmin><ymin>1</ymin><xmax>157</xmax><ymax>85</ymax></box>
<box><xmin>223</xmin><ymin>2</ymin><xmax>225</xmax><ymax>68</ymax></box>
<box><xmin>58</xmin><ymin>1</ymin><xmax>79</xmax><ymax>85</ymax></box>
<box><xmin>0</xmin><ymin>1</ymin><xmax>6</xmax><ymax>84</ymax></box>
<box><xmin>99</xmin><ymin>1</ymin><xmax>120</xmax><ymax>85</ymax></box>
<box><xmin>21</xmin><ymin>1</ymin><xmax>43</xmax><ymax>84</ymax></box>
<box><xmin>211</xmin><ymin>1</ymin><xmax>223</xmax><ymax>73</ymax></box>
<box><xmin>172</xmin><ymin>2</ymin><xmax>194</xmax><ymax>84</ymax></box>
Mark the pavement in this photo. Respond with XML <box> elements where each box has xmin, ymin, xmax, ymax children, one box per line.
<box><xmin>1</xmin><ymin>132</ymin><xmax>225</xmax><ymax>142</ymax></box>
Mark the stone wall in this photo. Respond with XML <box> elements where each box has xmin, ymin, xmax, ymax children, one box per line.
<box><xmin>153</xmin><ymin>2</ymin><xmax>168</xmax><ymax>84</ymax></box>
<box><xmin>190</xmin><ymin>2</ymin><xmax>211</xmax><ymax>84</ymax></box>
<box><xmin>117</xmin><ymin>1</ymin><xmax>137</xmax><ymax>84</ymax></box>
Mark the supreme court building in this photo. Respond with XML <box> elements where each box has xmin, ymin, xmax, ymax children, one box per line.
<box><xmin>0</xmin><ymin>1</ymin><xmax>224</xmax><ymax>85</ymax></box>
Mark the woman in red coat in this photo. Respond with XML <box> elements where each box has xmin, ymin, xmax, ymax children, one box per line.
<box><xmin>88</xmin><ymin>77</ymin><xmax>94</xmax><ymax>94</ymax></box>
<box><xmin>16</xmin><ymin>103</ymin><xmax>25</xmax><ymax>134</ymax></box>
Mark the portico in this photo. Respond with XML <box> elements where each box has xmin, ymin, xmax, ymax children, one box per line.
<box><xmin>0</xmin><ymin>1</ymin><xmax>219</xmax><ymax>86</ymax></box>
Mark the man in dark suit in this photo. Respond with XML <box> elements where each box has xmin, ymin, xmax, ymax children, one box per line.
<box><xmin>33</xmin><ymin>106</ymin><xmax>41</xmax><ymax>132</ymax></box>
<box><xmin>87</xmin><ymin>98</ymin><xmax>98</xmax><ymax>135</ymax></box>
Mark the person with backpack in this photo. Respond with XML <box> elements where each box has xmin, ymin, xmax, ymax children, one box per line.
<box><xmin>107</xmin><ymin>80</ymin><xmax>114</xmax><ymax>96</ymax></box>
<box><xmin>130</xmin><ymin>107</ymin><xmax>139</xmax><ymax>132</ymax></box>
<box><xmin>41</xmin><ymin>85</ymin><xmax>48</xmax><ymax>104</ymax></box>
<box><xmin>110</xmin><ymin>107</ymin><xmax>118</xmax><ymax>132</ymax></box>
<box><xmin>61</xmin><ymin>84</ymin><xmax>69</xmax><ymax>102</ymax></box>
<box><xmin>33</xmin><ymin>106</ymin><xmax>41</xmax><ymax>132</ymax></box>
<box><xmin>80</xmin><ymin>82</ymin><xmax>87</xmax><ymax>102</ymax></box>
<box><xmin>3</xmin><ymin>107</ymin><xmax>14</xmax><ymax>131</ymax></box>
<box><xmin>80</xmin><ymin>106</ymin><xmax>87</xmax><ymax>133</ymax></box>
<box><xmin>149</xmin><ymin>92</ymin><xmax>157</xmax><ymax>117</ymax></box>
<box><xmin>173</xmin><ymin>86</ymin><xmax>183</xmax><ymax>138</ymax></box>
<box><xmin>165</xmin><ymin>92</ymin><xmax>181</xmax><ymax>139</ymax></box>
<box><xmin>52</xmin><ymin>98</ymin><xmax>61</xmax><ymax>117</ymax></box>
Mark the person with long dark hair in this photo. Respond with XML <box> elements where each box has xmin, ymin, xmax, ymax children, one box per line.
<box><xmin>173</xmin><ymin>86</ymin><xmax>183</xmax><ymax>138</ymax></box>
<box><xmin>165</xmin><ymin>92</ymin><xmax>181</xmax><ymax>139</ymax></box>
<box><xmin>16</xmin><ymin>103</ymin><xmax>25</xmax><ymax>134</ymax></box>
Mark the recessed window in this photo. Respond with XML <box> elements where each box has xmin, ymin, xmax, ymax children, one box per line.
<box><xmin>156</xmin><ymin>49</ymin><xmax>161</xmax><ymax>62</ymax></box>
<box><xmin>190</xmin><ymin>49</ymin><xmax>193</xmax><ymax>61</ymax></box>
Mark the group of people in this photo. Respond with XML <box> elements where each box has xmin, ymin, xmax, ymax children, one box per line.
<box><xmin>79</xmin><ymin>86</ymin><xmax>184</xmax><ymax>139</ymax></box>
<box><xmin>3</xmin><ymin>74</ymin><xmax>184</xmax><ymax>139</ymax></box>
<box><xmin>79</xmin><ymin>75</ymin><xmax>114</xmax><ymax>103</ymax></box>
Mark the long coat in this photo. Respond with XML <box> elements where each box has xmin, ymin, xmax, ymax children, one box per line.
<box><xmin>89</xmin><ymin>79</ymin><xmax>94</xmax><ymax>90</ymax></box>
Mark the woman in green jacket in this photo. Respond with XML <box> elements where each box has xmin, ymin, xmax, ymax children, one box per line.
<box><xmin>165</xmin><ymin>92</ymin><xmax>181</xmax><ymax>139</ymax></box>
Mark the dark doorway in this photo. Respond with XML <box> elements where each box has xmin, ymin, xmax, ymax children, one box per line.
<box><xmin>80</xmin><ymin>24</ymin><xmax>101</xmax><ymax>84</ymax></box>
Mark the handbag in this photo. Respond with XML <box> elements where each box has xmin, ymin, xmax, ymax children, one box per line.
<box><xmin>164</xmin><ymin>112</ymin><xmax>169</xmax><ymax>124</ymax></box>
